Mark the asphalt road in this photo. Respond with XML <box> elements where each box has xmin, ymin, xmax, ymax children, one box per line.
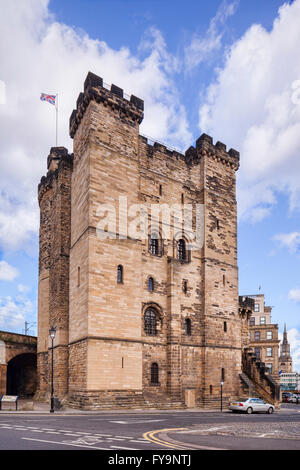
<box><xmin>0</xmin><ymin>403</ymin><xmax>299</xmax><ymax>453</ymax></box>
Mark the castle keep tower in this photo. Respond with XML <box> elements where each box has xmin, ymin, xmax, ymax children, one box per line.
<box><xmin>37</xmin><ymin>71</ymin><xmax>242</xmax><ymax>408</ymax></box>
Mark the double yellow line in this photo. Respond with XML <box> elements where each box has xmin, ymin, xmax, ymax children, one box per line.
<box><xmin>143</xmin><ymin>427</ymin><xmax>188</xmax><ymax>449</ymax></box>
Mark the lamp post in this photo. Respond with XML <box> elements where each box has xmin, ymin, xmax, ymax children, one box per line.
<box><xmin>49</xmin><ymin>326</ymin><xmax>56</xmax><ymax>413</ymax></box>
<box><xmin>220</xmin><ymin>381</ymin><xmax>224</xmax><ymax>412</ymax></box>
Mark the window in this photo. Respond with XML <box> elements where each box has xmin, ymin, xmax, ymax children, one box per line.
<box><xmin>178</xmin><ymin>239</ymin><xmax>186</xmax><ymax>261</ymax></box>
<box><xmin>144</xmin><ymin>308</ymin><xmax>158</xmax><ymax>336</ymax></box>
<box><xmin>266</xmin><ymin>363</ymin><xmax>273</xmax><ymax>374</ymax></box>
<box><xmin>254</xmin><ymin>347</ymin><xmax>260</xmax><ymax>358</ymax></box>
<box><xmin>159</xmin><ymin>184</ymin><xmax>162</xmax><ymax>196</ymax></box>
<box><xmin>149</xmin><ymin>232</ymin><xmax>162</xmax><ymax>256</ymax></box>
<box><xmin>148</xmin><ymin>277</ymin><xmax>154</xmax><ymax>292</ymax></box>
<box><xmin>266</xmin><ymin>347</ymin><xmax>272</xmax><ymax>357</ymax></box>
<box><xmin>224</xmin><ymin>321</ymin><xmax>227</xmax><ymax>332</ymax></box>
<box><xmin>151</xmin><ymin>363</ymin><xmax>159</xmax><ymax>384</ymax></box>
<box><xmin>183</xmin><ymin>280</ymin><xmax>188</xmax><ymax>294</ymax></box>
<box><xmin>210</xmin><ymin>385</ymin><xmax>213</xmax><ymax>394</ymax></box>
<box><xmin>250</xmin><ymin>317</ymin><xmax>255</xmax><ymax>326</ymax></box>
<box><xmin>149</xmin><ymin>235</ymin><xmax>159</xmax><ymax>255</ymax></box>
<box><xmin>267</xmin><ymin>331</ymin><xmax>273</xmax><ymax>340</ymax></box>
<box><xmin>254</xmin><ymin>303</ymin><xmax>260</xmax><ymax>312</ymax></box>
<box><xmin>254</xmin><ymin>331</ymin><xmax>260</xmax><ymax>341</ymax></box>
<box><xmin>185</xmin><ymin>318</ymin><xmax>191</xmax><ymax>336</ymax></box>
<box><xmin>221</xmin><ymin>368</ymin><xmax>225</xmax><ymax>381</ymax></box>
<box><xmin>260</xmin><ymin>316</ymin><xmax>266</xmax><ymax>325</ymax></box>
<box><xmin>117</xmin><ymin>265</ymin><xmax>123</xmax><ymax>284</ymax></box>
<box><xmin>181</xmin><ymin>193</ymin><xmax>184</xmax><ymax>204</ymax></box>
<box><xmin>77</xmin><ymin>266</ymin><xmax>80</xmax><ymax>287</ymax></box>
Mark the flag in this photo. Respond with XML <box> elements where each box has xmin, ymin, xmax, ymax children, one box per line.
<box><xmin>279</xmin><ymin>370</ymin><xmax>282</xmax><ymax>375</ymax></box>
<box><xmin>40</xmin><ymin>93</ymin><xmax>56</xmax><ymax>106</ymax></box>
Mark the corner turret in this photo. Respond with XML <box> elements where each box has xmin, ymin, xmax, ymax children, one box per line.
<box><xmin>69</xmin><ymin>71</ymin><xmax>144</xmax><ymax>138</ymax></box>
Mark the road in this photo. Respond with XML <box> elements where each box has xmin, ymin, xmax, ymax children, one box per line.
<box><xmin>0</xmin><ymin>404</ymin><xmax>299</xmax><ymax>453</ymax></box>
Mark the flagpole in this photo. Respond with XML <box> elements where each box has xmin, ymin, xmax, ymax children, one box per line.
<box><xmin>56</xmin><ymin>93</ymin><xmax>58</xmax><ymax>146</ymax></box>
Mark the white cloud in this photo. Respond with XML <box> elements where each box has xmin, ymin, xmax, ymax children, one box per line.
<box><xmin>0</xmin><ymin>261</ymin><xmax>19</xmax><ymax>281</ymax></box>
<box><xmin>273</xmin><ymin>232</ymin><xmax>300</xmax><ymax>253</ymax></box>
<box><xmin>185</xmin><ymin>0</ymin><xmax>239</xmax><ymax>70</ymax></box>
<box><xmin>288</xmin><ymin>289</ymin><xmax>300</xmax><ymax>303</ymax></box>
<box><xmin>279</xmin><ymin>328</ymin><xmax>300</xmax><ymax>373</ymax></box>
<box><xmin>198</xmin><ymin>0</ymin><xmax>300</xmax><ymax>221</ymax></box>
<box><xmin>0</xmin><ymin>295</ymin><xmax>33</xmax><ymax>332</ymax></box>
<box><xmin>0</xmin><ymin>0</ymin><xmax>192</xmax><ymax>253</ymax></box>
<box><xmin>17</xmin><ymin>284</ymin><xmax>30</xmax><ymax>294</ymax></box>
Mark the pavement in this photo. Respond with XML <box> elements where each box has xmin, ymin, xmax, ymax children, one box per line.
<box><xmin>1</xmin><ymin>398</ymin><xmax>223</xmax><ymax>414</ymax></box>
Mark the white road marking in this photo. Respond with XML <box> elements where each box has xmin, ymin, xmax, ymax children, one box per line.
<box><xmin>21</xmin><ymin>437</ymin><xmax>109</xmax><ymax>450</ymax></box>
<box><xmin>130</xmin><ymin>439</ymin><xmax>152</xmax><ymax>443</ymax></box>
<box><xmin>110</xmin><ymin>445</ymin><xmax>138</xmax><ymax>450</ymax></box>
<box><xmin>110</xmin><ymin>419</ymin><xmax>165</xmax><ymax>424</ymax></box>
<box><xmin>177</xmin><ymin>426</ymin><xmax>228</xmax><ymax>434</ymax></box>
<box><xmin>107</xmin><ymin>437</ymin><xmax>126</xmax><ymax>441</ymax></box>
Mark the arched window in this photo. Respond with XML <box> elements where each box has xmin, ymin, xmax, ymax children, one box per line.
<box><xmin>144</xmin><ymin>308</ymin><xmax>157</xmax><ymax>336</ymax></box>
<box><xmin>148</xmin><ymin>277</ymin><xmax>154</xmax><ymax>292</ymax></box>
<box><xmin>178</xmin><ymin>239</ymin><xmax>186</xmax><ymax>261</ymax></box>
<box><xmin>117</xmin><ymin>265</ymin><xmax>123</xmax><ymax>284</ymax></box>
<box><xmin>185</xmin><ymin>318</ymin><xmax>191</xmax><ymax>336</ymax></box>
<box><xmin>149</xmin><ymin>233</ymin><xmax>159</xmax><ymax>256</ymax></box>
<box><xmin>151</xmin><ymin>362</ymin><xmax>159</xmax><ymax>384</ymax></box>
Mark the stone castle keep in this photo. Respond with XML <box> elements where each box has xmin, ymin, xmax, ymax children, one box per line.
<box><xmin>36</xmin><ymin>71</ymin><xmax>279</xmax><ymax>409</ymax></box>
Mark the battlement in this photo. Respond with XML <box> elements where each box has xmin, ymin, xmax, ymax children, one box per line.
<box><xmin>47</xmin><ymin>146</ymin><xmax>69</xmax><ymax>171</ymax></box>
<box><xmin>69</xmin><ymin>71</ymin><xmax>144</xmax><ymax>138</ymax></box>
<box><xmin>185</xmin><ymin>133</ymin><xmax>240</xmax><ymax>170</ymax></box>
<box><xmin>139</xmin><ymin>135</ymin><xmax>185</xmax><ymax>161</ymax></box>
<box><xmin>38</xmin><ymin>146</ymin><xmax>73</xmax><ymax>204</ymax></box>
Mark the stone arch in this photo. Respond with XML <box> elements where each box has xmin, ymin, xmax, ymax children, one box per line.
<box><xmin>6</xmin><ymin>353</ymin><xmax>37</xmax><ymax>397</ymax></box>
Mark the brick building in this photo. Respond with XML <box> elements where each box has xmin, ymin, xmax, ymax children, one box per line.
<box><xmin>36</xmin><ymin>71</ymin><xmax>276</xmax><ymax>409</ymax></box>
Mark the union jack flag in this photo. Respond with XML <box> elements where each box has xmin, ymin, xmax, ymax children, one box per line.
<box><xmin>40</xmin><ymin>93</ymin><xmax>56</xmax><ymax>106</ymax></box>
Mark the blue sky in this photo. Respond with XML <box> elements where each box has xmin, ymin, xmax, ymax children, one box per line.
<box><xmin>0</xmin><ymin>0</ymin><xmax>299</xmax><ymax>367</ymax></box>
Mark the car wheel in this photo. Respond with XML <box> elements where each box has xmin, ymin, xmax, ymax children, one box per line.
<box><xmin>246</xmin><ymin>407</ymin><xmax>253</xmax><ymax>414</ymax></box>
<box><xmin>267</xmin><ymin>407</ymin><xmax>274</xmax><ymax>414</ymax></box>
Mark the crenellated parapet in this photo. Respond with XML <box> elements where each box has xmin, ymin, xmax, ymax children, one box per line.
<box><xmin>185</xmin><ymin>133</ymin><xmax>240</xmax><ymax>170</ymax></box>
<box><xmin>69</xmin><ymin>71</ymin><xmax>144</xmax><ymax>138</ymax></box>
<box><xmin>38</xmin><ymin>147</ymin><xmax>73</xmax><ymax>205</ymax></box>
<box><xmin>139</xmin><ymin>135</ymin><xmax>185</xmax><ymax>161</ymax></box>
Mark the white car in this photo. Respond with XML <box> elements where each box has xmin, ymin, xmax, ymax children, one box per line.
<box><xmin>229</xmin><ymin>398</ymin><xmax>275</xmax><ymax>414</ymax></box>
<box><xmin>288</xmin><ymin>394</ymin><xmax>300</xmax><ymax>403</ymax></box>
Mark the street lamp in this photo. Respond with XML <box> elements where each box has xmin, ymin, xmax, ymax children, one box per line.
<box><xmin>49</xmin><ymin>326</ymin><xmax>56</xmax><ymax>413</ymax></box>
<box><xmin>220</xmin><ymin>381</ymin><xmax>224</xmax><ymax>412</ymax></box>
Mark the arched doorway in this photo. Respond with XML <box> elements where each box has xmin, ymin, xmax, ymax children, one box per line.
<box><xmin>6</xmin><ymin>353</ymin><xmax>37</xmax><ymax>397</ymax></box>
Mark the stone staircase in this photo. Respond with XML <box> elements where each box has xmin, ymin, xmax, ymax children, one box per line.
<box><xmin>241</xmin><ymin>348</ymin><xmax>281</xmax><ymax>408</ymax></box>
